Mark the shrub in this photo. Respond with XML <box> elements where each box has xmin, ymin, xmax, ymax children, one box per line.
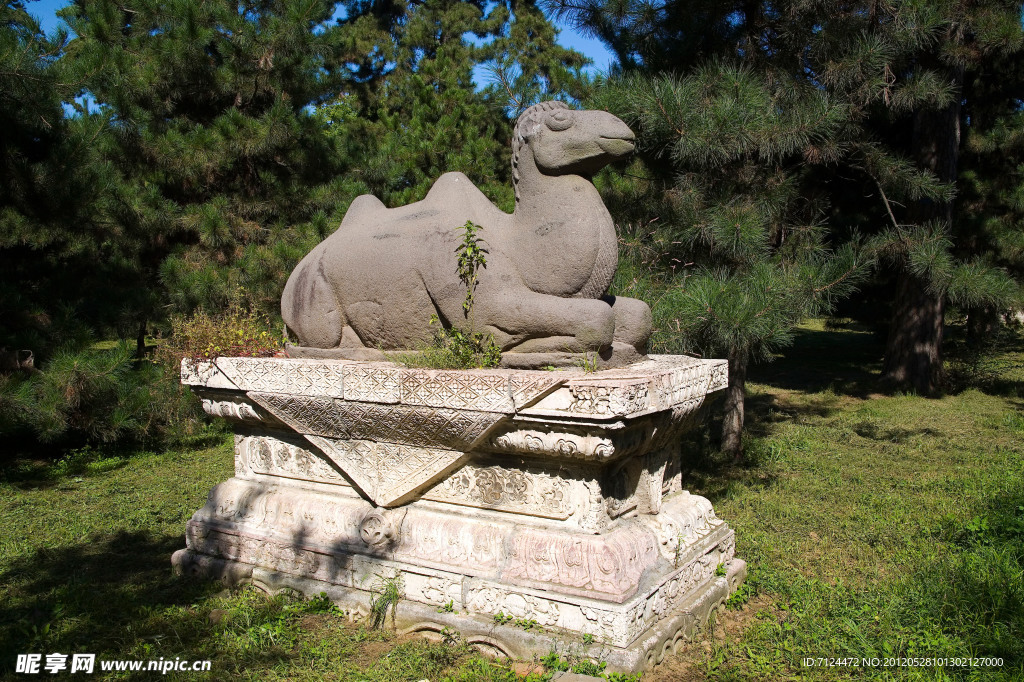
<box><xmin>156</xmin><ymin>297</ymin><xmax>280</xmax><ymax>365</ymax></box>
<box><xmin>392</xmin><ymin>316</ymin><xmax>501</xmax><ymax>369</ymax></box>
<box><xmin>0</xmin><ymin>343</ymin><xmax>173</xmax><ymax>449</ymax></box>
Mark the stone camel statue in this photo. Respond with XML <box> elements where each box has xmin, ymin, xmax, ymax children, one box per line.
<box><xmin>281</xmin><ymin>101</ymin><xmax>652</xmax><ymax>367</ymax></box>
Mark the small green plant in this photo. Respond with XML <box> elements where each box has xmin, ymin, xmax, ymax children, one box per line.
<box><xmin>515</xmin><ymin>617</ymin><xmax>539</xmax><ymax>630</ymax></box>
<box><xmin>394</xmin><ymin>220</ymin><xmax>503</xmax><ymax>370</ymax></box>
<box><xmin>725</xmin><ymin>580</ymin><xmax>755</xmax><ymax>609</ymax></box>
<box><xmin>368</xmin><ymin>574</ymin><xmax>403</xmax><ymax>630</ymax></box>
<box><xmin>571</xmin><ymin>659</ymin><xmax>607</xmax><ymax>676</ymax></box>
<box><xmin>606</xmin><ymin>673</ymin><xmax>643</xmax><ymax>682</ymax></box>
<box><xmin>493</xmin><ymin>611</ymin><xmax>514</xmax><ymax>625</ymax></box>
<box><xmin>456</xmin><ymin>220</ymin><xmax>487</xmax><ymax>316</ymax></box>
<box><xmin>715</xmin><ymin>562</ymin><xmax>727</xmax><ymax>577</ymax></box>
<box><xmin>393</xmin><ymin>315</ymin><xmax>501</xmax><ymax>369</ymax></box>
<box><xmin>303</xmin><ymin>592</ymin><xmax>339</xmax><ymax>615</ymax></box>
<box><xmin>539</xmin><ymin>650</ymin><xmax>571</xmax><ymax>672</ymax></box>
<box><xmin>574</xmin><ymin>351</ymin><xmax>598</xmax><ymax>373</ymax></box>
<box><xmin>581</xmin><ymin>632</ymin><xmax>595</xmax><ymax>645</ymax></box>
<box><xmin>437</xmin><ymin>599</ymin><xmax>454</xmax><ymax>613</ymax></box>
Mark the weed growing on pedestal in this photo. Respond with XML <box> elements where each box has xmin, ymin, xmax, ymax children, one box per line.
<box><xmin>158</xmin><ymin>291</ymin><xmax>279</xmax><ymax>364</ymax></box>
<box><xmin>394</xmin><ymin>221</ymin><xmax>501</xmax><ymax>369</ymax></box>
<box><xmin>456</xmin><ymin>220</ymin><xmax>486</xmax><ymax>316</ymax></box>
<box><xmin>369</xmin><ymin>574</ymin><xmax>403</xmax><ymax>630</ymax></box>
<box><xmin>574</xmin><ymin>352</ymin><xmax>599</xmax><ymax>373</ymax></box>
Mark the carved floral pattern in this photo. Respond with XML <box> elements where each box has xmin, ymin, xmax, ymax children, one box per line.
<box><xmin>567</xmin><ymin>382</ymin><xmax>650</xmax><ymax>416</ymax></box>
<box><xmin>423</xmin><ymin>464</ymin><xmax>572</xmax><ymax>519</ymax></box>
<box><xmin>503</xmin><ymin>528</ymin><xmax>658</xmax><ymax>601</ymax></box>
<box><xmin>487</xmin><ymin>427</ymin><xmax>615</xmax><ymax>460</ymax></box>
<box><xmin>243</xmin><ymin>435</ymin><xmax>349</xmax><ymax>485</ymax></box>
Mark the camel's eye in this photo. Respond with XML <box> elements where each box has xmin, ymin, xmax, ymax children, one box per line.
<box><xmin>545</xmin><ymin>109</ymin><xmax>574</xmax><ymax>131</ymax></box>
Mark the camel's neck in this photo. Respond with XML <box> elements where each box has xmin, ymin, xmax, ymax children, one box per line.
<box><xmin>510</xmin><ymin>153</ymin><xmax>618</xmax><ymax>298</ymax></box>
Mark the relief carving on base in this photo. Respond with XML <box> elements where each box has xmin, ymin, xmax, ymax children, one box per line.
<box><xmin>400</xmin><ymin>573</ymin><xmax>462</xmax><ymax>607</ymax></box>
<box><xmin>397</xmin><ymin>512</ymin><xmax>504</xmax><ymax>572</ymax></box>
<box><xmin>423</xmin><ymin>463</ymin><xmax>573</xmax><ymax>520</ymax></box>
<box><xmin>358</xmin><ymin>508</ymin><xmax>407</xmax><ymax>548</ymax></box>
<box><xmin>567</xmin><ymin>382</ymin><xmax>650</xmax><ymax>416</ymax></box>
<box><xmin>641</xmin><ymin>493</ymin><xmax>721</xmax><ymax>561</ymax></box>
<box><xmin>486</xmin><ymin>427</ymin><xmax>615</xmax><ymax>461</ymax></box>
<box><xmin>503</xmin><ymin>528</ymin><xmax>658</xmax><ymax>601</ymax></box>
<box><xmin>465</xmin><ymin>585</ymin><xmax>561</xmax><ymax>627</ymax></box>
<box><xmin>196</xmin><ymin>479</ymin><xmax>368</xmax><ymax>548</ymax></box>
<box><xmin>242</xmin><ymin>434</ymin><xmax>349</xmax><ymax>486</ymax></box>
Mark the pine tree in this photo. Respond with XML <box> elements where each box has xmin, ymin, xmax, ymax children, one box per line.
<box><xmin>549</xmin><ymin>0</ymin><xmax>1024</xmax><ymax>407</ymax></box>
<box><xmin>58</xmin><ymin>0</ymin><xmax>362</xmax><ymax>333</ymax></box>
<box><xmin>0</xmin><ymin>1</ymin><xmax>109</xmax><ymax>355</ymax></box>
<box><xmin>332</xmin><ymin>0</ymin><xmax>589</xmax><ymax>210</ymax></box>
<box><xmin>480</xmin><ymin>0</ymin><xmax>592</xmax><ymax>118</ymax></box>
<box><xmin>593</xmin><ymin>66</ymin><xmax>868</xmax><ymax>458</ymax></box>
<box><xmin>797</xmin><ymin>1</ymin><xmax>1024</xmax><ymax>392</ymax></box>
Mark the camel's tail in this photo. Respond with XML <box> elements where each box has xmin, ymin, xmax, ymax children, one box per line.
<box><xmin>281</xmin><ymin>244</ymin><xmax>343</xmax><ymax>348</ymax></box>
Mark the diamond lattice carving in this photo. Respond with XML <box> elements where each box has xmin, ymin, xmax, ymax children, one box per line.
<box><xmin>216</xmin><ymin>358</ymin><xmax>344</xmax><ymax>397</ymax></box>
<box><xmin>400</xmin><ymin>370</ymin><xmax>513</xmax><ymax>412</ymax></box>
<box><xmin>332</xmin><ymin>402</ymin><xmax>503</xmax><ymax>449</ymax></box>
<box><xmin>342</xmin><ymin>364</ymin><xmax>401</xmax><ymax>403</ymax></box>
<box><xmin>307</xmin><ymin>436</ymin><xmax>466</xmax><ymax>506</ymax></box>
<box><xmin>248</xmin><ymin>392</ymin><xmax>350</xmax><ymax>438</ymax></box>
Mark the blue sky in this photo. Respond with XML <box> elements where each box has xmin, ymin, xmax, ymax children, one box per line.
<box><xmin>25</xmin><ymin>0</ymin><xmax>617</xmax><ymax>74</ymax></box>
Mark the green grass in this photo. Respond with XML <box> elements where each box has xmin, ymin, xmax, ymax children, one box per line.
<box><xmin>0</xmin><ymin>440</ymin><xmax>558</xmax><ymax>681</ymax></box>
<box><xmin>2</xmin><ymin>322</ymin><xmax>1022</xmax><ymax>681</ymax></box>
<box><xmin>653</xmin><ymin>322</ymin><xmax>1024</xmax><ymax>681</ymax></box>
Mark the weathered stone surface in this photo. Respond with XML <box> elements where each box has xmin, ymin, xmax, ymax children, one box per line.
<box><xmin>175</xmin><ymin>356</ymin><xmax>742</xmax><ymax>672</ymax></box>
<box><xmin>280</xmin><ymin>102</ymin><xmax>652</xmax><ymax>360</ymax></box>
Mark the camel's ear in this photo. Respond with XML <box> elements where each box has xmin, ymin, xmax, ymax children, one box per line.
<box><xmin>518</xmin><ymin>118</ymin><xmax>544</xmax><ymax>142</ymax></box>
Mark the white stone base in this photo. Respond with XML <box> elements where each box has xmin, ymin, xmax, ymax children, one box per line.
<box><xmin>174</xmin><ymin>355</ymin><xmax>743</xmax><ymax>673</ymax></box>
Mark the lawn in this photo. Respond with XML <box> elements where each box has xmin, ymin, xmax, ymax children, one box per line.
<box><xmin>1</xmin><ymin>322</ymin><xmax>1021</xmax><ymax>681</ymax></box>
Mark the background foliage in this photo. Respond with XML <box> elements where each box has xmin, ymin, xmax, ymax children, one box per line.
<box><xmin>1</xmin><ymin>0</ymin><xmax>1022</xmax><ymax>459</ymax></box>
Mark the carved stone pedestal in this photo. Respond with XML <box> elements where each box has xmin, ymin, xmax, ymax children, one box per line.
<box><xmin>172</xmin><ymin>355</ymin><xmax>745</xmax><ymax>673</ymax></box>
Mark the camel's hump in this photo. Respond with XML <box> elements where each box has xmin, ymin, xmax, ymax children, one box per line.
<box><xmin>339</xmin><ymin>193</ymin><xmax>387</xmax><ymax>228</ymax></box>
<box><xmin>422</xmin><ymin>172</ymin><xmax>504</xmax><ymax>223</ymax></box>
<box><xmin>338</xmin><ymin>172</ymin><xmax>505</xmax><ymax>233</ymax></box>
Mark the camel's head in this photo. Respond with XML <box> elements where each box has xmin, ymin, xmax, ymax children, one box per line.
<box><xmin>512</xmin><ymin>101</ymin><xmax>635</xmax><ymax>188</ymax></box>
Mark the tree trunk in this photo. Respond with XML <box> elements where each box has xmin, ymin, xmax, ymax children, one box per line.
<box><xmin>720</xmin><ymin>347</ymin><xmax>748</xmax><ymax>462</ymax></box>
<box><xmin>966</xmin><ymin>305</ymin><xmax>999</xmax><ymax>346</ymax></box>
<box><xmin>136</xmin><ymin>319</ymin><xmax>147</xmax><ymax>359</ymax></box>
<box><xmin>882</xmin><ymin>64</ymin><xmax>963</xmax><ymax>393</ymax></box>
<box><xmin>882</xmin><ymin>271</ymin><xmax>945</xmax><ymax>392</ymax></box>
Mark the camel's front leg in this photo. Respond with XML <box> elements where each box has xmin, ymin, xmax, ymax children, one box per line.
<box><xmin>474</xmin><ymin>290</ymin><xmax>615</xmax><ymax>353</ymax></box>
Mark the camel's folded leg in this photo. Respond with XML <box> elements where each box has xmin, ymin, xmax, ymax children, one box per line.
<box><xmin>474</xmin><ymin>290</ymin><xmax>615</xmax><ymax>353</ymax></box>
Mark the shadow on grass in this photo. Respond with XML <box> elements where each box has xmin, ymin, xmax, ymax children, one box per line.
<box><xmin>0</xmin><ymin>431</ymin><xmax>229</xmax><ymax>491</ymax></box>
<box><xmin>748</xmin><ymin>324</ymin><xmax>884</xmax><ymax>399</ymax></box>
<box><xmin>0</xmin><ymin>530</ymin><xmax>220</xmax><ymax>676</ymax></box>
